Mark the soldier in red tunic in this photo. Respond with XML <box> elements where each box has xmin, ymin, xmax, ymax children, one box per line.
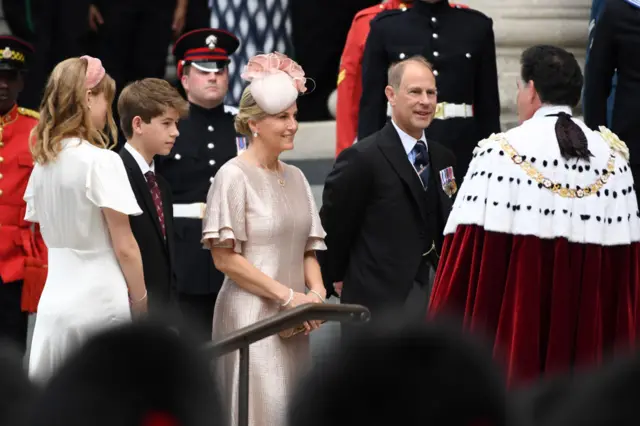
<box><xmin>335</xmin><ymin>0</ymin><xmax>469</xmax><ymax>157</ymax></box>
<box><xmin>0</xmin><ymin>35</ymin><xmax>47</xmax><ymax>355</ymax></box>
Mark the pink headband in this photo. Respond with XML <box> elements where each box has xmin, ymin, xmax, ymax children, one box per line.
<box><xmin>81</xmin><ymin>55</ymin><xmax>105</xmax><ymax>90</ymax></box>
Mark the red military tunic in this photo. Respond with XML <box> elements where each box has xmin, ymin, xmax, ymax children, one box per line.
<box><xmin>0</xmin><ymin>104</ymin><xmax>47</xmax><ymax>312</ymax></box>
<box><xmin>334</xmin><ymin>0</ymin><xmax>469</xmax><ymax>156</ymax></box>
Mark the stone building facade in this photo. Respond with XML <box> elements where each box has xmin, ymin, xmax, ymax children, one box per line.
<box><xmin>474</xmin><ymin>0</ymin><xmax>591</xmax><ymax>128</ymax></box>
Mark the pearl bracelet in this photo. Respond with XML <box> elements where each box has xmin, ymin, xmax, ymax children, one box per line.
<box><xmin>309</xmin><ymin>289</ymin><xmax>326</xmax><ymax>303</ymax></box>
<box><xmin>281</xmin><ymin>288</ymin><xmax>294</xmax><ymax>307</ymax></box>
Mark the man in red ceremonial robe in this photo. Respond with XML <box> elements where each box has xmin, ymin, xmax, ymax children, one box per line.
<box><xmin>428</xmin><ymin>45</ymin><xmax>640</xmax><ymax>387</ymax></box>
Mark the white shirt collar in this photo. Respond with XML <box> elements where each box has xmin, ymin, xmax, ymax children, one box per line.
<box><xmin>124</xmin><ymin>142</ymin><xmax>155</xmax><ymax>175</ymax></box>
<box><xmin>391</xmin><ymin>119</ymin><xmax>427</xmax><ymax>155</ymax></box>
<box><xmin>533</xmin><ymin>104</ymin><xmax>573</xmax><ymax>119</ymax></box>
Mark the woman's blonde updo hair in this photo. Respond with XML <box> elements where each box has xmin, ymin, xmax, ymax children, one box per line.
<box><xmin>30</xmin><ymin>57</ymin><xmax>118</xmax><ymax>165</ymax></box>
<box><xmin>234</xmin><ymin>86</ymin><xmax>269</xmax><ymax>138</ymax></box>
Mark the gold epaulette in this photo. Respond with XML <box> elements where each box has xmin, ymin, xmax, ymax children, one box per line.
<box><xmin>597</xmin><ymin>126</ymin><xmax>630</xmax><ymax>161</ymax></box>
<box><xmin>18</xmin><ymin>107</ymin><xmax>39</xmax><ymax>120</ymax></box>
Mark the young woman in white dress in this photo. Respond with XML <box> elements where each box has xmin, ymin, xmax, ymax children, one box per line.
<box><xmin>25</xmin><ymin>56</ymin><xmax>147</xmax><ymax>382</ymax></box>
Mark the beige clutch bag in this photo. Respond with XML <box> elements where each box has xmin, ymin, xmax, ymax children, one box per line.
<box><xmin>278</xmin><ymin>290</ymin><xmax>327</xmax><ymax>339</ymax></box>
<box><xmin>278</xmin><ymin>324</ymin><xmax>307</xmax><ymax>339</ymax></box>
<box><xmin>278</xmin><ymin>320</ymin><xmax>327</xmax><ymax>339</ymax></box>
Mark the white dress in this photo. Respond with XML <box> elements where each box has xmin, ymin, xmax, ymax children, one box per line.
<box><xmin>25</xmin><ymin>138</ymin><xmax>142</xmax><ymax>382</ymax></box>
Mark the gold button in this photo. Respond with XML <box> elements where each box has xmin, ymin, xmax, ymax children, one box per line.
<box><xmin>0</xmin><ymin>189</ymin><xmax>3</xmax><ymax>196</ymax></box>
<box><xmin>0</xmin><ymin>173</ymin><xmax>3</xmax><ymax>179</ymax></box>
<box><xmin>0</xmin><ymin>141</ymin><xmax>4</xmax><ymax>147</ymax></box>
<box><xmin>0</xmin><ymin>157</ymin><xmax>3</xmax><ymax>162</ymax></box>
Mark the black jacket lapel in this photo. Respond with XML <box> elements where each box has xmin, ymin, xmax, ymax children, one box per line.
<box><xmin>377</xmin><ymin>123</ymin><xmax>429</xmax><ymax>224</ymax></box>
<box><xmin>120</xmin><ymin>149</ymin><xmax>166</xmax><ymax>242</ymax></box>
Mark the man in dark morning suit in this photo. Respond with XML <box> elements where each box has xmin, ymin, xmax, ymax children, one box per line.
<box><xmin>320</xmin><ymin>56</ymin><xmax>457</xmax><ymax>331</ymax></box>
<box><xmin>584</xmin><ymin>0</ymin><xmax>640</xmax><ymax>206</ymax></box>
<box><xmin>117</xmin><ymin>78</ymin><xmax>190</xmax><ymax>312</ymax></box>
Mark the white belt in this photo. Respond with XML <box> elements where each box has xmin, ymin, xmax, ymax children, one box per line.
<box><xmin>173</xmin><ymin>203</ymin><xmax>206</xmax><ymax>219</ymax></box>
<box><xmin>434</xmin><ymin>102</ymin><xmax>474</xmax><ymax>119</ymax></box>
<box><xmin>385</xmin><ymin>102</ymin><xmax>474</xmax><ymax>119</ymax></box>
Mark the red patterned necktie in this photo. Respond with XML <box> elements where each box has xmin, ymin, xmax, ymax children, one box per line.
<box><xmin>145</xmin><ymin>171</ymin><xmax>166</xmax><ymax>238</ymax></box>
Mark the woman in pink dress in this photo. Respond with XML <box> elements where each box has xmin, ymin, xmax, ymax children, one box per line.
<box><xmin>201</xmin><ymin>52</ymin><xmax>327</xmax><ymax>426</ymax></box>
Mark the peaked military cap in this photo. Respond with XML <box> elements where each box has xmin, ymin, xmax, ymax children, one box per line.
<box><xmin>0</xmin><ymin>35</ymin><xmax>33</xmax><ymax>71</ymax></box>
<box><xmin>173</xmin><ymin>28</ymin><xmax>240</xmax><ymax>78</ymax></box>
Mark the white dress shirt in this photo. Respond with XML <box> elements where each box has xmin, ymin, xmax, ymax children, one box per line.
<box><xmin>391</xmin><ymin>119</ymin><xmax>428</xmax><ymax>165</ymax></box>
<box><xmin>124</xmin><ymin>143</ymin><xmax>155</xmax><ymax>180</ymax></box>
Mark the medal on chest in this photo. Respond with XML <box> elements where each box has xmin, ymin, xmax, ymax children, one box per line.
<box><xmin>439</xmin><ymin>166</ymin><xmax>457</xmax><ymax>198</ymax></box>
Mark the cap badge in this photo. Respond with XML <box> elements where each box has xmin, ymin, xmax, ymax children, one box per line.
<box><xmin>2</xmin><ymin>47</ymin><xmax>11</xmax><ymax>59</ymax></box>
<box><xmin>206</xmin><ymin>35</ymin><xmax>217</xmax><ymax>50</ymax></box>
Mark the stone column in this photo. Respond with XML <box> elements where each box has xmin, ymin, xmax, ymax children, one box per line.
<box><xmin>327</xmin><ymin>0</ymin><xmax>592</xmax><ymax>129</ymax></box>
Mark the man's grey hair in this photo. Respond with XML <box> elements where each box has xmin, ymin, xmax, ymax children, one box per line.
<box><xmin>387</xmin><ymin>56</ymin><xmax>434</xmax><ymax>89</ymax></box>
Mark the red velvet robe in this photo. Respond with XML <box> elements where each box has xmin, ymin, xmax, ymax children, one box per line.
<box><xmin>429</xmin><ymin>225</ymin><xmax>640</xmax><ymax>386</ymax></box>
<box><xmin>427</xmin><ymin>107</ymin><xmax>640</xmax><ymax>387</ymax></box>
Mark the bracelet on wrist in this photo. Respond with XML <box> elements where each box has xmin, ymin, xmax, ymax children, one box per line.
<box><xmin>131</xmin><ymin>290</ymin><xmax>147</xmax><ymax>304</ymax></box>
<box><xmin>281</xmin><ymin>288</ymin><xmax>294</xmax><ymax>307</ymax></box>
<box><xmin>309</xmin><ymin>289</ymin><xmax>326</xmax><ymax>303</ymax></box>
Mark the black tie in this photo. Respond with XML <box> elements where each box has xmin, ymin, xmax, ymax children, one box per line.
<box><xmin>413</xmin><ymin>140</ymin><xmax>430</xmax><ymax>189</ymax></box>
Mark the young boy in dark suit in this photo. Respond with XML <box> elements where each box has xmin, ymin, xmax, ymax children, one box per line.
<box><xmin>117</xmin><ymin>78</ymin><xmax>189</xmax><ymax>314</ymax></box>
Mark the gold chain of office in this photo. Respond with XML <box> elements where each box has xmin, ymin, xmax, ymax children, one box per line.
<box><xmin>491</xmin><ymin>133</ymin><xmax>619</xmax><ymax>199</ymax></box>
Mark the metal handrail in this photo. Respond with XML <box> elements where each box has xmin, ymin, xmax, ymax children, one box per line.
<box><xmin>205</xmin><ymin>303</ymin><xmax>371</xmax><ymax>426</ymax></box>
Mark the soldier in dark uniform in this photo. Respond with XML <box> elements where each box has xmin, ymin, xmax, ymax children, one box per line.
<box><xmin>156</xmin><ymin>28</ymin><xmax>243</xmax><ymax>340</ymax></box>
<box><xmin>357</xmin><ymin>0</ymin><xmax>501</xmax><ymax>179</ymax></box>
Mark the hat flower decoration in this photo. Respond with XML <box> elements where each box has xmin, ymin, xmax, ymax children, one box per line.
<box><xmin>240</xmin><ymin>52</ymin><xmax>309</xmax><ymax>115</ymax></box>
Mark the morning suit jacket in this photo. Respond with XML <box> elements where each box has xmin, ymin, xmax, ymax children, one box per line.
<box><xmin>584</xmin><ymin>0</ymin><xmax>640</xmax><ymax>164</ymax></box>
<box><xmin>120</xmin><ymin>148</ymin><xmax>176</xmax><ymax>310</ymax></box>
<box><xmin>319</xmin><ymin>123</ymin><xmax>456</xmax><ymax>315</ymax></box>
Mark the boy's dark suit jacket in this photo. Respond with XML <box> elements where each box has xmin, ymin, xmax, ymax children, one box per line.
<box><xmin>119</xmin><ymin>148</ymin><xmax>176</xmax><ymax>311</ymax></box>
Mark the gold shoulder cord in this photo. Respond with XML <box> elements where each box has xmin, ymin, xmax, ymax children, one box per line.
<box><xmin>491</xmin><ymin>132</ymin><xmax>619</xmax><ymax>199</ymax></box>
<box><xmin>18</xmin><ymin>107</ymin><xmax>40</xmax><ymax>120</ymax></box>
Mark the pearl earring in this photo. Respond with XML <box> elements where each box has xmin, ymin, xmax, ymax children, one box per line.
<box><xmin>253</xmin><ymin>132</ymin><xmax>258</xmax><ymax>138</ymax></box>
